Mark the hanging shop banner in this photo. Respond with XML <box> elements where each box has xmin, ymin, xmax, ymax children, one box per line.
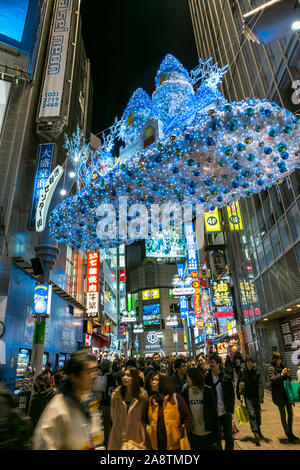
<box><xmin>227</xmin><ymin>201</ymin><xmax>243</xmax><ymax>231</ymax></box>
<box><xmin>211</xmin><ymin>279</ymin><xmax>234</xmax><ymax>317</ymax></box>
<box><xmin>204</xmin><ymin>208</ymin><xmax>222</xmax><ymax>233</ymax></box>
<box><xmin>29</xmin><ymin>143</ymin><xmax>55</xmax><ymax>228</ymax></box>
<box><xmin>177</xmin><ymin>263</ymin><xmax>188</xmax><ymax>319</ymax></box>
<box><xmin>32</xmin><ymin>284</ymin><xmax>52</xmax><ymax>317</ymax></box>
<box><xmin>86</xmin><ymin>251</ymin><xmax>99</xmax><ymax>319</ymax></box>
<box><xmin>38</xmin><ymin>0</ymin><xmax>73</xmax><ymax>119</ymax></box>
<box><xmin>201</xmin><ymin>287</ymin><xmax>214</xmax><ymax>321</ymax></box>
<box><xmin>142</xmin><ymin>289</ymin><xmax>160</xmax><ymax>300</ymax></box>
<box><xmin>35</xmin><ymin>165</ymin><xmax>64</xmax><ymax>232</ymax></box>
<box><xmin>240</xmin><ymin>280</ymin><xmax>260</xmax><ymax>316</ymax></box>
<box><xmin>188</xmin><ymin>311</ymin><xmax>196</xmax><ymax>328</ymax></box>
<box><xmin>184</xmin><ymin>222</ymin><xmax>199</xmax><ymax>274</ymax></box>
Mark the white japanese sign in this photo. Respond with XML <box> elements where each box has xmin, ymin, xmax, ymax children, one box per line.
<box><xmin>35</xmin><ymin>165</ymin><xmax>64</xmax><ymax>232</ymax></box>
<box><xmin>38</xmin><ymin>0</ymin><xmax>73</xmax><ymax>119</ymax></box>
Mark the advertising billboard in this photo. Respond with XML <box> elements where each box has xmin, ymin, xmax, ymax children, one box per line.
<box><xmin>204</xmin><ymin>208</ymin><xmax>222</xmax><ymax>233</ymax></box>
<box><xmin>32</xmin><ymin>283</ymin><xmax>52</xmax><ymax>317</ymax></box>
<box><xmin>143</xmin><ymin>303</ymin><xmax>160</xmax><ymax>326</ymax></box>
<box><xmin>227</xmin><ymin>201</ymin><xmax>244</xmax><ymax>231</ymax></box>
<box><xmin>0</xmin><ymin>0</ymin><xmax>46</xmax><ymax>77</ymax></box>
<box><xmin>142</xmin><ymin>289</ymin><xmax>160</xmax><ymax>300</ymax></box>
<box><xmin>86</xmin><ymin>251</ymin><xmax>99</xmax><ymax>319</ymax></box>
<box><xmin>145</xmin><ymin>231</ymin><xmax>186</xmax><ymax>259</ymax></box>
<box><xmin>0</xmin><ymin>79</ymin><xmax>11</xmax><ymax>136</ymax></box>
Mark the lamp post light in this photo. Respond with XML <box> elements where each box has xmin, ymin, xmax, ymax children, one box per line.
<box><xmin>133</xmin><ymin>323</ymin><xmax>144</xmax><ymax>358</ymax></box>
<box><xmin>121</xmin><ymin>309</ymin><xmax>136</xmax><ymax>358</ymax></box>
<box><xmin>171</xmin><ymin>274</ymin><xmax>197</xmax><ymax>359</ymax></box>
<box><xmin>166</xmin><ymin>314</ymin><xmax>179</xmax><ymax>355</ymax></box>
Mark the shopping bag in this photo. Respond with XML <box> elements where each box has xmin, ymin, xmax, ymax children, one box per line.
<box><xmin>284</xmin><ymin>380</ymin><xmax>299</xmax><ymax>403</ymax></box>
<box><xmin>121</xmin><ymin>440</ymin><xmax>146</xmax><ymax>450</ymax></box>
<box><xmin>179</xmin><ymin>428</ymin><xmax>191</xmax><ymax>451</ymax></box>
<box><xmin>235</xmin><ymin>405</ymin><xmax>249</xmax><ymax>424</ymax></box>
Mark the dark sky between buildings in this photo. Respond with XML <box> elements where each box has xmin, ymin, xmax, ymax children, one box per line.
<box><xmin>80</xmin><ymin>0</ymin><xmax>198</xmax><ymax>135</ymax></box>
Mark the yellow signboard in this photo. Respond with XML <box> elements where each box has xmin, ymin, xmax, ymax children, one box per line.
<box><xmin>204</xmin><ymin>208</ymin><xmax>222</xmax><ymax>233</ymax></box>
<box><xmin>142</xmin><ymin>289</ymin><xmax>160</xmax><ymax>300</ymax></box>
<box><xmin>227</xmin><ymin>201</ymin><xmax>243</xmax><ymax>231</ymax></box>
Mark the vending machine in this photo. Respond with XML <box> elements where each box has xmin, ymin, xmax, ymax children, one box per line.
<box><xmin>42</xmin><ymin>352</ymin><xmax>49</xmax><ymax>371</ymax></box>
<box><xmin>15</xmin><ymin>348</ymin><xmax>31</xmax><ymax>392</ymax></box>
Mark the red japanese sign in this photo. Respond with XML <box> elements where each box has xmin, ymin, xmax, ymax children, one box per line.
<box><xmin>192</xmin><ymin>280</ymin><xmax>202</xmax><ymax>319</ymax></box>
<box><xmin>86</xmin><ymin>252</ymin><xmax>99</xmax><ymax>318</ymax></box>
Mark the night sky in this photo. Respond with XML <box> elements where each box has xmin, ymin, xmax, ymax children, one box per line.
<box><xmin>80</xmin><ymin>0</ymin><xmax>198</xmax><ymax>135</ymax></box>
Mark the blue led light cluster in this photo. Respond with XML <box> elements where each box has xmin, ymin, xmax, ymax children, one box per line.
<box><xmin>49</xmin><ymin>54</ymin><xmax>300</xmax><ymax>250</ymax></box>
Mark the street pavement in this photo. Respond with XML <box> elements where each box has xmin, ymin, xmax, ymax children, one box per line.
<box><xmin>233</xmin><ymin>391</ymin><xmax>300</xmax><ymax>450</ymax></box>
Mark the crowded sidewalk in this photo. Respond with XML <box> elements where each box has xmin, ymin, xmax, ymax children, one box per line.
<box><xmin>234</xmin><ymin>391</ymin><xmax>300</xmax><ymax>450</ymax></box>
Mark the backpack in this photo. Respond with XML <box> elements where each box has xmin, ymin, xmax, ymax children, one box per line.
<box><xmin>0</xmin><ymin>384</ymin><xmax>33</xmax><ymax>449</ymax></box>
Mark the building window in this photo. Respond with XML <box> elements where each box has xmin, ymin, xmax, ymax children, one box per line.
<box><xmin>287</xmin><ymin>203</ymin><xmax>300</xmax><ymax>243</ymax></box>
<box><xmin>270</xmin><ymin>227</ymin><xmax>282</xmax><ymax>260</ymax></box>
<box><xmin>290</xmin><ymin>170</ymin><xmax>300</xmax><ymax>196</ymax></box>
<box><xmin>263</xmin><ymin>236</ymin><xmax>274</xmax><ymax>267</ymax></box>
<box><xmin>278</xmin><ymin>217</ymin><xmax>292</xmax><ymax>251</ymax></box>
<box><xmin>247</xmin><ymin>199</ymin><xmax>260</xmax><ymax>246</ymax></box>
<box><xmin>254</xmin><ymin>195</ymin><xmax>267</xmax><ymax>238</ymax></box>
<box><xmin>270</xmin><ymin>186</ymin><xmax>284</xmax><ymax>221</ymax></box>
<box><xmin>261</xmin><ymin>190</ymin><xmax>275</xmax><ymax>230</ymax></box>
<box><xmin>256</xmin><ymin>244</ymin><xmax>266</xmax><ymax>272</ymax></box>
<box><xmin>279</xmin><ymin>178</ymin><xmax>295</xmax><ymax>211</ymax></box>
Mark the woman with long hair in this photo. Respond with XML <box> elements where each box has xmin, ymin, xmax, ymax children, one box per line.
<box><xmin>182</xmin><ymin>367</ymin><xmax>221</xmax><ymax>450</ymax></box>
<box><xmin>108</xmin><ymin>367</ymin><xmax>148</xmax><ymax>450</ymax></box>
<box><xmin>147</xmin><ymin>373</ymin><xmax>192</xmax><ymax>450</ymax></box>
<box><xmin>268</xmin><ymin>352</ymin><xmax>299</xmax><ymax>443</ymax></box>
<box><xmin>29</xmin><ymin>373</ymin><xmax>56</xmax><ymax>430</ymax></box>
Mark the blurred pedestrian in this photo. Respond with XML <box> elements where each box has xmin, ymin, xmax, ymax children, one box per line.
<box><xmin>112</xmin><ymin>359</ymin><xmax>123</xmax><ymax>385</ymax></box>
<box><xmin>206</xmin><ymin>354</ymin><xmax>235</xmax><ymax>450</ymax></box>
<box><xmin>182</xmin><ymin>367</ymin><xmax>221</xmax><ymax>450</ymax></box>
<box><xmin>297</xmin><ymin>363</ymin><xmax>300</xmax><ymax>400</ymax></box>
<box><xmin>268</xmin><ymin>352</ymin><xmax>299</xmax><ymax>443</ymax></box>
<box><xmin>171</xmin><ymin>358</ymin><xmax>187</xmax><ymax>394</ymax></box>
<box><xmin>236</xmin><ymin>357</ymin><xmax>264</xmax><ymax>446</ymax></box>
<box><xmin>108</xmin><ymin>367</ymin><xmax>148</xmax><ymax>450</ymax></box>
<box><xmin>29</xmin><ymin>374</ymin><xmax>56</xmax><ymax>430</ymax></box>
<box><xmin>53</xmin><ymin>367</ymin><xmax>66</xmax><ymax>393</ymax></box>
<box><xmin>147</xmin><ymin>373</ymin><xmax>192</xmax><ymax>450</ymax></box>
<box><xmin>95</xmin><ymin>359</ymin><xmax>117</xmax><ymax>449</ymax></box>
<box><xmin>33</xmin><ymin>350</ymin><xmax>100</xmax><ymax>450</ymax></box>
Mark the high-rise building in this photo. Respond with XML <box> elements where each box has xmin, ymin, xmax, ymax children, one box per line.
<box><xmin>0</xmin><ymin>1</ymin><xmax>93</xmax><ymax>390</ymax></box>
<box><xmin>189</xmin><ymin>0</ymin><xmax>300</xmax><ymax>377</ymax></box>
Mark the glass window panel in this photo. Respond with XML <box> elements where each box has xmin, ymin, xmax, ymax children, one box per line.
<box><xmin>287</xmin><ymin>204</ymin><xmax>300</xmax><ymax>243</ymax></box>
<box><xmin>270</xmin><ymin>185</ymin><xmax>284</xmax><ymax>220</ymax></box>
<box><xmin>241</xmin><ymin>200</ymin><xmax>255</xmax><ymax>252</ymax></box>
<box><xmin>295</xmin><ymin>242</ymin><xmax>300</xmax><ymax>265</ymax></box>
<box><xmin>290</xmin><ymin>169</ymin><xmax>300</xmax><ymax>196</ymax></box>
<box><xmin>256</xmin><ymin>244</ymin><xmax>267</xmax><ymax>272</ymax></box>
<box><xmin>254</xmin><ymin>194</ymin><xmax>267</xmax><ymax>237</ymax></box>
<box><xmin>261</xmin><ymin>190</ymin><xmax>275</xmax><ymax>230</ymax></box>
<box><xmin>279</xmin><ymin>177</ymin><xmax>295</xmax><ymax>211</ymax></box>
<box><xmin>250</xmin><ymin>251</ymin><xmax>259</xmax><ymax>277</ymax></box>
<box><xmin>263</xmin><ymin>236</ymin><xmax>274</xmax><ymax>267</ymax></box>
<box><xmin>270</xmin><ymin>227</ymin><xmax>282</xmax><ymax>259</ymax></box>
<box><xmin>247</xmin><ymin>198</ymin><xmax>260</xmax><ymax>246</ymax></box>
<box><xmin>278</xmin><ymin>217</ymin><xmax>292</xmax><ymax>251</ymax></box>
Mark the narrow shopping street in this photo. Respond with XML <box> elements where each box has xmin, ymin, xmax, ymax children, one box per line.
<box><xmin>234</xmin><ymin>392</ymin><xmax>300</xmax><ymax>450</ymax></box>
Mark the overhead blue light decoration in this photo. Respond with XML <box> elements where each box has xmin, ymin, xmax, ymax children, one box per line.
<box><xmin>49</xmin><ymin>54</ymin><xmax>300</xmax><ymax>250</ymax></box>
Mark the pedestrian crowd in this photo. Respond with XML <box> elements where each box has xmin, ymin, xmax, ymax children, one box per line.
<box><xmin>0</xmin><ymin>347</ymin><xmax>300</xmax><ymax>450</ymax></box>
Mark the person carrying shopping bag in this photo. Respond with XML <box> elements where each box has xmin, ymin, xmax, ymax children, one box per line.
<box><xmin>268</xmin><ymin>352</ymin><xmax>299</xmax><ymax>444</ymax></box>
<box><xmin>236</xmin><ymin>357</ymin><xmax>264</xmax><ymax>446</ymax></box>
<box><xmin>147</xmin><ymin>373</ymin><xmax>192</xmax><ymax>450</ymax></box>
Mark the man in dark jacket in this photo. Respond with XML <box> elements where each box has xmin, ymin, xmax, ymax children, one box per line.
<box><xmin>206</xmin><ymin>354</ymin><xmax>235</xmax><ymax>450</ymax></box>
<box><xmin>236</xmin><ymin>357</ymin><xmax>264</xmax><ymax>446</ymax></box>
<box><xmin>225</xmin><ymin>345</ymin><xmax>244</xmax><ymax>379</ymax></box>
<box><xmin>95</xmin><ymin>359</ymin><xmax>117</xmax><ymax>449</ymax></box>
<box><xmin>144</xmin><ymin>353</ymin><xmax>166</xmax><ymax>376</ymax></box>
<box><xmin>171</xmin><ymin>358</ymin><xmax>187</xmax><ymax>394</ymax></box>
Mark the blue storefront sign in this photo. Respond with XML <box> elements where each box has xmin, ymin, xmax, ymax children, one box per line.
<box><xmin>188</xmin><ymin>311</ymin><xmax>196</xmax><ymax>327</ymax></box>
<box><xmin>29</xmin><ymin>143</ymin><xmax>55</xmax><ymax>228</ymax></box>
<box><xmin>184</xmin><ymin>222</ymin><xmax>199</xmax><ymax>274</ymax></box>
<box><xmin>33</xmin><ymin>284</ymin><xmax>52</xmax><ymax>317</ymax></box>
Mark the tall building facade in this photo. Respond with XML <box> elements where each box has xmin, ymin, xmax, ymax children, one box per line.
<box><xmin>189</xmin><ymin>0</ymin><xmax>300</xmax><ymax>377</ymax></box>
<box><xmin>0</xmin><ymin>1</ymin><xmax>93</xmax><ymax>390</ymax></box>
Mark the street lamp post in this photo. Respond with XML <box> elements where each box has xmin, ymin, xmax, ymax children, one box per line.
<box><xmin>166</xmin><ymin>314</ymin><xmax>178</xmax><ymax>355</ymax></box>
<box><xmin>120</xmin><ymin>309</ymin><xmax>136</xmax><ymax>358</ymax></box>
<box><xmin>133</xmin><ymin>324</ymin><xmax>144</xmax><ymax>358</ymax></box>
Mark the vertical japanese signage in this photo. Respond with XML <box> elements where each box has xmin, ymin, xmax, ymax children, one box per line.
<box><xmin>29</xmin><ymin>143</ymin><xmax>55</xmax><ymax>228</ymax></box>
<box><xmin>184</xmin><ymin>222</ymin><xmax>198</xmax><ymax>274</ymax></box>
<box><xmin>211</xmin><ymin>279</ymin><xmax>234</xmax><ymax>317</ymax></box>
<box><xmin>35</xmin><ymin>165</ymin><xmax>64</xmax><ymax>232</ymax></box>
<box><xmin>201</xmin><ymin>287</ymin><xmax>214</xmax><ymax>335</ymax></box>
<box><xmin>227</xmin><ymin>201</ymin><xmax>243</xmax><ymax>231</ymax></box>
<box><xmin>192</xmin><ymin>279</ymin><xmax>202</xmax><ymax>326</ymax></box>
<box><xmin>38</xmin><ymin>0</ymin><xmax>73</xmax><ymax>119</ymax></box>
<box><xmin>86</xmin><ymin>252</ymin><xmax>99</xmax><ymax>319</ymax></box>
<box><xmin>177</xmin><ymin>263</ymin><xmax>188</xmax><ymax>319</ymax></box>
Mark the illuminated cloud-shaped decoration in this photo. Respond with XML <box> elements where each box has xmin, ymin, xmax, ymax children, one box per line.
<box><xmin>152</xmin><ymin>54</ymin><xmax>195</xmax><ymax>125</ymax></box>
<box><xmin>121</xmin><ymin>88</ymin><xmax>154</xmax><ymax>145</ymax></box>
<box><xmin>49</xmin><ymin>55</ymin><xmax>300</xmax><ymax>250</ymax></box>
